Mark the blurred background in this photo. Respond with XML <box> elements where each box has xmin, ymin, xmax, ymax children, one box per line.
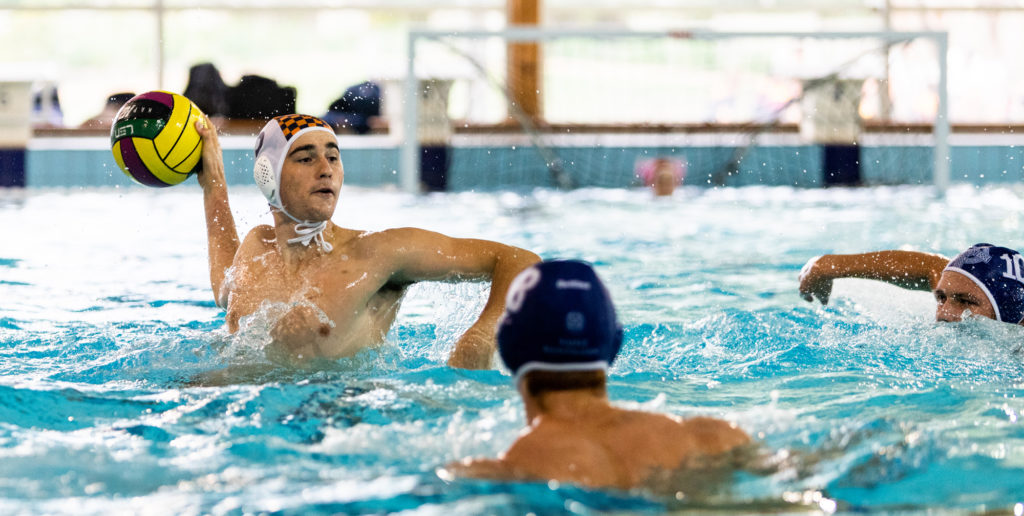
<box><xmin>2</xmin><ymin>0</ymin><xmax>1023</xmax><ymax>190</ymax></box>
<box><xmin>3</xmin><ymin>0</ymin><xmax>1022</xmax><ymax>126</ymax></box>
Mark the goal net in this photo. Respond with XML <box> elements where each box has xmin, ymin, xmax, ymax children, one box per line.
<box><xmin>398</xmin><ymin>28</ymin><xmax>949</xmax><ymax>191</ymax></box>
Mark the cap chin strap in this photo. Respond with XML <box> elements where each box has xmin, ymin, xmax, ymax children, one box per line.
<box><xmin>271</xmin><ymin>205</ymin><xmax>333</xmax><ymax>253</ymax></box>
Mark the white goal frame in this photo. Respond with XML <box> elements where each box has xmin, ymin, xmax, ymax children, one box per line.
<box><xmin>401</xmin><ymin>27</ymin><xmax>950</xmax><ymax>192</ymax></box>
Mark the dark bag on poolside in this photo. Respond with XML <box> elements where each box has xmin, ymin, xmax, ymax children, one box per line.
<box><xmin>227</xmin><ymin>75</ymin><xmax>296</xmax><ymax>120</ymax></box>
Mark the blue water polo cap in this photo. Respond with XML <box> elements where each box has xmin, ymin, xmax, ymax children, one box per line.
<box><xmin>497</xmin><ymin>259</ymin><xmax>623</xmax><ymax>384</ymax></box>
<box><xmin>944</xmin><ymin>243</ymin><xmax>1024</xmax><ymax>323</ymax></box>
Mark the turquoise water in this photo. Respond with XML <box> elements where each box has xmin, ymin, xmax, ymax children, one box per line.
<box><xmin>2</xmin><ymin>184</ymin><xmax>1024</xmax><ymax>514</ymax></box>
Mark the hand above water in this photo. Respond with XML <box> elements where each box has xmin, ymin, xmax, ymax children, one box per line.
<box><xmin>799</xmin><ymin>255</ymin><xmax>833</xmax><ymax>305</ymax></box>
<box><xmin>194</xmin><ymin>114</ymin><xmax>226</xmax><ymax>192</ymax></box>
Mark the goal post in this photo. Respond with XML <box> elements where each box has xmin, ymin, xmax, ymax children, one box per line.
<box><xmin>401</xmin><ymin>28</ymin><xmax>949</xmax><ymax>192</ymax></box>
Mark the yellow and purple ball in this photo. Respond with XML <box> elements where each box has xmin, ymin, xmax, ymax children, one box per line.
<box><xmin>110</xmin><ymin>91</ymin><xmax>205</xmax><ymax>187</ymax></box>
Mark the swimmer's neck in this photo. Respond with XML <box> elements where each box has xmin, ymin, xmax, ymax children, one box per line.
<box><xmin>270</xmin><ymin>214</ymin><xmax>337</xmax><ymax>264</ymax></box>
<box><xmin>523</xmin><ymin>388</ymin><xmax>610</xmax><ymax>423</ymax></box>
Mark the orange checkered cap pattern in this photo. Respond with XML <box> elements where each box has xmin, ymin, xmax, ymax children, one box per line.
<box><xmin>274</xmin><ymin>114</ymin><xmax>332</xmax><ymax>140</ymax></box>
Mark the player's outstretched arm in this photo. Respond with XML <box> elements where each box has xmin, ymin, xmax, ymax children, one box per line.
<box><xmin>383</xmin><ymin>228</ymin><xmax>541</xmax><ymax>369</ymax></box>
<box><xmin>799</xmin><ymin>250</ymin><xmax>949</xmax><ymax>305</ymax></box>
<box><xmin>195</xmin><ymin>116</ymin><xmax>240</xmax><ymax>308</ymax></box>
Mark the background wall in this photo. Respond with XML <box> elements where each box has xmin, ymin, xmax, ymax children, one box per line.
<box><xmin>2</xmin><ymin>1</ymin><xmax>1023</xmax><ymax>128</ymax></box>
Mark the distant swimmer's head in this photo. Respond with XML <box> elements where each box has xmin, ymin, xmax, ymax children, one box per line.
<box><xmin>253</xmin><ymin>114</ymin><xmax>338</xmax><ymax>212</ymax></box>
<box><xmin>940</xmin><ymin>243</ymin><xmax>1024</xmax><ymax>324</ymax></box>
<box><xmin>253</xmin><ymin>114</ymin><xmax>339</xmax><ymax>251</ymax></box>
<box><xmin>497</xmin><ymin>260</ymin><xmax>624</xmax><ymax>386</ymax></box>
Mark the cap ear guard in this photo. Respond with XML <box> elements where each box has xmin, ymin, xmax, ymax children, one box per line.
<box><xmin>254</xmin><ymin>155</ymin><xmax>278</xmax><ymax>207</ymax></box>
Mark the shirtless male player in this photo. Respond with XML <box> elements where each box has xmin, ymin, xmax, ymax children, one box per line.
<box><xmin>194</xmin><ymin>114</ymin><xmax>540</xmax><ymax>369</ymax></box>
<box><xmin>445</xmin><ymin>260</ymin><xmax>750</xmax><ymax>490</ymax></box>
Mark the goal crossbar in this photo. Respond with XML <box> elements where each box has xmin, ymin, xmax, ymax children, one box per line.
<box><xmin>401</xmin><ymin>27</ymin><xmax>950</xmax><ymax>191</ymax></box>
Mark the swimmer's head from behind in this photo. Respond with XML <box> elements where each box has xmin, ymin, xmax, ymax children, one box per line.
<box><xmin>938</xmin><ymin>243</ymin><xmax>1024</xmax><ymax>324</ymax></box>
<box><xmin>496</xmin><ymin>259</ymin><xmax>623</xmax><ymax>392</ymax></box>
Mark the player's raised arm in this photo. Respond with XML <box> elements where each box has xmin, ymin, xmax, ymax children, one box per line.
<box><xmin>195</xmin><ymin>116</ymin><xmax>240</xmax><ymax>308</ymax></box>
<box><xmin>798</xmin><ymin>250</ymin><xmax>949</xmax><ymax>305</ymax></box>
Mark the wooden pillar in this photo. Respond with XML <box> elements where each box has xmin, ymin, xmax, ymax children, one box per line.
<box><xmin>507</xmin><ymin>0</ymin><xmax>542</xmax><ymax>123</ymax></box>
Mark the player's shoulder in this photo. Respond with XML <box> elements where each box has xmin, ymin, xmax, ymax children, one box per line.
<box><xmin>503</xmin><ymin>423</ymin><xmax>621</xmax><ymax>486</ymax></box>
<box><xmin>611</xmin><ymin>409</ymin><xmax>686</xmax><ymax>437</ymax></box>
<box><xmin>507</xmin><ymin>421</ymin><xmax>603</xmax><ymax>459</ymax></box>
<box><xmin>377</xmin><ymin>226</ymin><xmax>444</xmax><ymax>239</ymax></box>
<box><xmin>677</xmin><ymin>416</ymin><xmax>750</xmax><ymax>449</ymax></box>
<box><xmin>241</xmin><ymin>224</ymin><xmax>276</xmax><ymax>248</ymax></box>
<box><xmin>354</xmin><ymin>227</ymin><xmax>450</xmax><ymax>248</ymax></box>
<box><xmin>614</xmin><ymin>409</ymin><xmax>735</xmax><ymax>440</ymax></box>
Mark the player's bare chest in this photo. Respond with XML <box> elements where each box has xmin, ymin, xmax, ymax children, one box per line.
<box><xmin>228</xmin><ymin>252</ymin><xmax>387</xmax><ymax>320</ymax></box>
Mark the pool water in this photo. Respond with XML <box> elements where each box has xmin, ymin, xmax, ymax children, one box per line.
<box><xmin>2</xmin><ymin>184</ymin><xmax>1024</xmax><ymax>514</ymax></box>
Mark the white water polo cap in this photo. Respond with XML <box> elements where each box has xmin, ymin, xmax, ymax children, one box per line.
<box><xmin>253</xmin><ymin>114</ymin><xmax>339</xmax><ymax>251</ymax></box>
<box><xmin>253</xmin><ymin>114</ymin><xmax>338</xmax><ymax>209</ymax></box>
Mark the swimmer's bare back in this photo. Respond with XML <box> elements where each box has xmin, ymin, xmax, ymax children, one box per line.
<box><xmin>448</xmin><ymin>409</ymin><xmax>750</xmax><ymax>491</ymax></box>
